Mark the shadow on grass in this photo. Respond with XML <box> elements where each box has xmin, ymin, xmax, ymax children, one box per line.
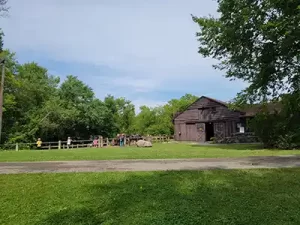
<box><xmin>36</xmin><ymin>208</ymin><xmax>102</xmax><ymax>225</ymax></box>
<box><xmin>190</xmin><ymin>143</ymin><xmax>264</xmax><ymax>150</ymax></box>
<box><xmin>36</xmin><ymin>169</ymin><xmax>300</xmax><ymax>225</ymax></box>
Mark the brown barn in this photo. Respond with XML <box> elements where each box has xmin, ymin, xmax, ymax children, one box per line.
<box><xmin>173</xmin><ymin>96</ymin><xmax>263</xmax><ymax>142</ymax></box>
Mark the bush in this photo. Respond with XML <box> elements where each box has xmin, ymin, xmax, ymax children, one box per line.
<box><xmin>210</xmin><ymin>137</ymin><xmax>216</xmax><ymax>143</ymax></box>
<box><xmin>249</xmin><ymin>92</ymin><xmax>300</xmax><ymax>149</ymax></box>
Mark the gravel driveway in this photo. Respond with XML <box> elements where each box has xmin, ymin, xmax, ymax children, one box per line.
<box><xmin>1</xmin><ymin>155</ymin><xmax>300</xmax><ymax>174</ymax></box>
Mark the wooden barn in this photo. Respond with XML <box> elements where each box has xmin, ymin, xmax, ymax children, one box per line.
<box><xmin>173</xmin><ymin>96</ymin><xmax>259</xmax><ymax>142</ymax></box>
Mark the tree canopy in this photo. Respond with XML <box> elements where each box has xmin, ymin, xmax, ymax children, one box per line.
<box><xmin>193</xmin><ymin>0</ymin><xmax>300</xmax><ymax>148</ymax></box>
<box><xmin>192</xmin><ymin>0</ymin><xmax>300</xmax><ymax>104</ymax></box>
<box><xmin>0</xmin><ymin>50</ymin><xmax>197</xmax><ymax>143</ymax></box>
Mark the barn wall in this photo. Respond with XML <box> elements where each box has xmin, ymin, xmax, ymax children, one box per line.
<box><xmin>214</xmin><ymin>122</ymin><xmax>225</xmax><ymax>140</ymax></box>
<box><xmin>186</xmin><ymin>123</ymin><xmax>197</xmax><ymax>141</ymax></box>
<box><xmin>174</xmin><ymin>121</ymin><xmax>206</xmax><ymax>142</ymax></box>
<box><xmin>197</xmin><ymin>123</ymin><xmax>206</xmax><ymax>142</ymax></box>
<box><xmin>174</xmin><ymin>121</ymin><xmax>187</xmax><ymax>141</ymax></box>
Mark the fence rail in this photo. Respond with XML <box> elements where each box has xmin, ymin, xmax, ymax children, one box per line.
<box><xmin>0</xmin><ymin>135</ymin><xmax>174</xmax><ymax>151</ymax></box>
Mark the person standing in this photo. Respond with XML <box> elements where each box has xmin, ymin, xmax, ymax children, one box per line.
<box><xmin>67</xmin><ymin>137</ymin><xmax>72</xmax><ymax>149</ymax></box>
<box><xmin>36</xmin><ymin>138</ymin><xmax>42</xmax><ymax>149</ymax></box>
<box><xmin>119</xmin><ymin>134</ymin><xmax>125</xmax><ymax>147</ymax></box>
<box><xmin>93</xmin><ymin>138</ymin><xmax>98</xmax><ymax>147</ymax></box>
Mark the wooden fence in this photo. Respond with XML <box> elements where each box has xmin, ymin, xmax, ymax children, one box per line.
<box><xmin>0</xmin><ymin>135</ymin><xmax>174</xmax><ymax>151</ymax></box>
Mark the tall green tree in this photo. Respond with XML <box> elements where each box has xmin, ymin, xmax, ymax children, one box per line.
<box><xmin>0</xmin><ymin>0</ymin><xmax>9</xmax><ymax>17</ymax></box>
<box><xmin>1</xmin><ymin>57</ymin><xmax>61</xmax><ymax>142</ymax></box>
<box><xmin>192</xmin><ymin>0</ymin><xmax>300</xmax><ymax>103</ymax></box>
<box><xmin>132</xmin><ymin>94</ymin><xmax>198</xmax><ymax>135</ymax></box>
<box><xmin>193</xmin><ymin>0</ymin><xmax>300</xmax><ymax>148</ymax></box>
<box><xmin>104</xmin><ymin>95</ymin><xmax>136</xmax><ymax>135</ymax></box>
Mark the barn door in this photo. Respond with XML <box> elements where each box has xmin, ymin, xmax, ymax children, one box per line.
<box><xmin>186</xmin><ymin>123</ymin><xmax>197</xmax><ymax>141</ymax></box>
<box><xmin>197</xmin><ymin>123</ymin><xmax>206</xmax><ymax>142</ymax></box>
<box><xmin>214</xmin><ymin>122</ymin><xmax>225</xmax><ymax>140</ymax></box>
<box><xmin>179</xmin><ymin>123</ymin><xmax>186</xmax><ymax>141</ymax></box>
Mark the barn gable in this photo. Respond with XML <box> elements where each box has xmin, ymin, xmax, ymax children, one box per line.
<box><xmin>174</xmin><ymin>96</ymin><xmax>236</xmax><ymax>122</ymax></box>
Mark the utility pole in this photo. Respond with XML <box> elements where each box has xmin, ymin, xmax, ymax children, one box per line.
<box><xmin>0</xmin><ymin>58</ymin><xmax>5</xmax><ymax>143</ymax></box>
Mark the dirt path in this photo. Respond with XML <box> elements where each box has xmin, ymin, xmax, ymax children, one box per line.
<box><xmin>1</xmin><ymin>155</ymin><xmax>300</xmax><ymax>174</ymax></box>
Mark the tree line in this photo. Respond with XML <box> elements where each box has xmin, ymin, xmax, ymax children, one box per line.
<box><xmin>2</xmin><ymin>0</ymin><xmax>300</xmax><ymax>148</ymax></box>
<box><xmin>0</xmin><ymin>50</ymin><xmax>197</xmax><ymax>143</ymax></box>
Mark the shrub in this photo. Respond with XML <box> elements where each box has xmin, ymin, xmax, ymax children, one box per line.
<box><xmin>249</xmin><ymin>92</ymin><xmax>300</xmax><ymax>149</ymax></box>
<box><xmin>210</xmin><ymin>137</ymin><xmax>216</xmax><ymax>143</ymax></box>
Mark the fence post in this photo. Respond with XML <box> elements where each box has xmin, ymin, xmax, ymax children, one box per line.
<box><xmin>98</xmin><ymin>136</ymin><xmax>101</xmax><ymax>148</ymax></box>
<box><xmin>106</xmin><ymin>138</ymin><xmax>109</xmax><ymax>146</ymax></box>
<box><xmin>58</xmin><ymin>140</ymin><xmax>61</xmax><ymax>150</ymax></box>
<box><xmin>101</xmin><ymin>136</ymin><xmax>104</xmax><ymax>147</ymax></box>
<box><xmin>15</xmin><ymin>143</ymin><xmax>19</xmax><ymax>151</ymax></box>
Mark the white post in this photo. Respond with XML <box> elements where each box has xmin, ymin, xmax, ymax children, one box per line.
<box><xmin>58</xmin><ymin>140</ymin><xmax>61</xmax><ymax>150</ymax></box>
<box><xmin>15</xmin><ymin>143</ymin><xmax>19</xmax><ymax>151</ymax></box>
<box><xmin>98</xmin><ymin>136</ymin><xmax>101</xmax><ymax>148</ymax></box>
<box><xmin>100</xmin><ymin>136</ymin><xmax>103</xmax><ymax>147</ymax></box>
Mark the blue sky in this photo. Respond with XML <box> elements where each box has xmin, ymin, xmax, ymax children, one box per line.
<box><xmin>0</xmin><ymin>0</ymin><xmax>246</xmax><ymax>111</ymax></box>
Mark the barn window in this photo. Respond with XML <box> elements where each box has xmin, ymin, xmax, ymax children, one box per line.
<box><xmin>211</xmin><ymin>107</ymin><xmax>216</xmax><ymax>113</ymax></box>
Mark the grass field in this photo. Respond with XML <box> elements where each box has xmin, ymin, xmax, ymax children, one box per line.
<box><xmin>1</xmin><ymin>169</ymin><xmax>300</xmax><ymax>225</ymax></box>
<box><xmin>0</xmin><ymin>143</ymin><xmax>300</xmax><ymax>162</ymax></box>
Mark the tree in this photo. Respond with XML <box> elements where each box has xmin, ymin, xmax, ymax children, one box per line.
<box><xmin>0</xmin><ymin>50</ymin><xmax>200</xmax><ymax>142</ymax></box>
<box><xmin>192</xmin><ymin>0</ymin><xmax>300</xmax><ymax>103</ymax></box>
<box><xmin>193</xmin><ymin>0</ymin><xmax>300</xmax><ymax>148</ymax></box>
<box><xmin>132</xmin><ymin>94</ymin><xmax>198</xmax><ymax>135</ymax></box>
<box><xmin>3</xmin><ymin>61</ymin><xmax>61</xmax><ymax>142</ymax></box>
<box><xmin>0</xmin><ymin>0</ymin><xmax>9</xmax><ymax>17</ymax></box>
<box><xmin>104</xmin><ymin>95</ymin><xmax>136</xmax><ymax>135</ymax></box>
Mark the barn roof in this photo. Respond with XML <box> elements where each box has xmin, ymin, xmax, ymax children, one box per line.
<box><xmin>239</xmin><ymin>102</ymin><xmax>281</xmax><ymax>117</ymax></box>
<box><xmin>172</xmin><ymin>95</ymin><xmax>280</xmax><ymax>120</ymax></box>
<box><xmin>203</xmin><ymin>96</ymin><xmax>228</xmax><ymax>107</ymax></box>
<box><xmin>172</xmin><ymin>96</ymin><xmax>230</xmax><ymax>120</ymax></box>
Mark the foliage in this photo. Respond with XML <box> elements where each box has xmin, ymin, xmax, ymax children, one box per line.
<box><xmin>0</xmin><ymin>49</ymin><xmax>199</xmax><ymax>143</ymax></box>
<box><xmin>249</xmin><ymin>92</ymin><xmax>300</xmax><ymax>149</ymax></box>
<box><xmin>133</xmin><ymin>94</ymin><xmax>198</xmax><ymax>135</ymax></box>
<box><xmin>192</xmin><ymin>0</ymin><xmax>300</xmax><ymax>102</ymax></box>
<box><xmin>193</xmin><ymin>0</ymin><xmax>300</xmax><ymax>148</ymax></box>
<box><xmin>104</xmin><ymin>95</ymin><xmax>135</xmax><ymax>135</ymax></box>
<box><xmin>0</xmin><ymin>0</ymin><xmax>8</xmax><ymax>17</ymax></box>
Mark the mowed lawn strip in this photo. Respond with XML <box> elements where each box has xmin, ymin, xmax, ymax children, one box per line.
<box><xmin>0</xmin><ymin>143</ymin><xmax>300</xmax><ymax>162</ymax></box>
<box><xmin>1</xmin><ymin>169</ymin><xmax>300</xmax><ymax>225</ymax></box>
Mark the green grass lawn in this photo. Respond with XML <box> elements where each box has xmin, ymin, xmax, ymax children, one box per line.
<box><xmin>0</xmin><ymin>143</ymin><xmax>300</xmax><ymax>162</ymax></box>
<box><xmin>1</xmin><ymin>169</ymin><xmax>300</xmax><ymax>225</ymax></box>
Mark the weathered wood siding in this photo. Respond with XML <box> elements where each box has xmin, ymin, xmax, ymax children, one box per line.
<box><xmin>186</xmin><ymin>123</ymin><xmax>197</xmax><ymax>141</ymax></box>
<box><xmin>174</xmin><ymin>97</ymin><xmax>241</xmax><ymax>142</ymax></box>
<box><xmin>174</xmin><ymin>121</ymin><xmax>206</xmax><ymax>142</ymax></box>
<box><xmin>174</xmin><ymin>97</ymin><xmax>241</xmax><ymax>123</ymax></box>
<box><xmin>197</xmin><ymin>123</ymin><xmax>206</xmax><ymax>142</ymax></box>
<box><xmin>214</xmin><ymin>122</ymin><xmax>225</xmax><ymax>140</ymax></box>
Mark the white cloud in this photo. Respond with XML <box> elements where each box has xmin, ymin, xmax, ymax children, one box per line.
<box><xmin>1</xmin><ymin>0</ymin><xmax>218</xmax><ymax>72</ymax></box>
<box><xmin>132</xmin><ymin>98</ymin><xmax>167</xmax><ymax>114</ymax></box>
<box><xmin>0</xmin><ymin>0</ymin><xmax>246</xmax><ymax>110</ymax></box>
